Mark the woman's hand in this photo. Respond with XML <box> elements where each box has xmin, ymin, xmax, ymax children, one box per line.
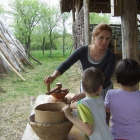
<box><xmin>44</xmin><ymin>70</ymin><xmax>60</xmax><ymax>86</ymax></box>
<box><xmin>44</xmin><ymin>75</ymin><xmax>55</xmax><ymax>86</ymax></box>
<box><xmin>70</xmin><ymin>93</ymin><xmax>86</xmax><ymax>103</ymax></box>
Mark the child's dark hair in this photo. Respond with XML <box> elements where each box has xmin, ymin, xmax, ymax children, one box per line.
<box><xmin>116</xmin><ymin>58</ymin><xmax>140</xmax><ymax>86</ymax></box>
<box><xmin>82</xmin><ymin>67</ymin><xmax>105</xmax><ymax>94</ymax></box>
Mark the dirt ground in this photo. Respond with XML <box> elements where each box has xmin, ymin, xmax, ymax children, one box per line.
<box><xmin>0</xmin><ymin>58</ymin><xmax>140</xmax><ymax>140</ymax></box>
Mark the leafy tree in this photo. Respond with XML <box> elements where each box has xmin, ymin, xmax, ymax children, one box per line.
<box><xmin>90</xmin><ymin>13</ymin><xmax>110</xmax><ymax>24</ymax></box>
<box><xmin>60</xmin><ymin>13</ymin><xmax>71</xmax><ymax>55</ymax></box>
<box><xmin>10</xmin><ymin>0</ymin><xmax>47</xmax><ymax>52</ymax></box>
<box><xmin>39</xmin><ymin>5</ymin><xmax>62</xmax><ymax>57</ymax></box>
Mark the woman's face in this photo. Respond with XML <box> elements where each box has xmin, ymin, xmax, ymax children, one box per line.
<box><xmin>94</xmin><ymin>30</ymin><xmax>111</xmax><ymax>50</ymax></box>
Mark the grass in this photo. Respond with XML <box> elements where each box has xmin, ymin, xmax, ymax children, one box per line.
<box><xmin>0</xmin><ymin>49</ymin><xmax>81</xmax><ymax>140</ymax></box>
<box><xmin>0</xmin><ymin>49</ymin><xmax>81</xmax><ymax>101</ymax></box>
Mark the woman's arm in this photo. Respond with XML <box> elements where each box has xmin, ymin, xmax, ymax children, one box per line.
<box><xmin>44</xmin><ymin>70</ymin><xmax>60</xmax><ymax>85</ymax></box>
<box><xmin>70</xmin><ymin>92</ymin><xmax>86</xmax><ymax>103</ymax></box>
<box><xmin>103</xmin><ymin>52</ymin><xmax>116</xmax><ymax>87</ymax></box>
<box><xmin>62</xmin><ymin>106</ymin><xmax>93</xmax><ymax>136</ymax></box>
<box><xmin>44</xmin><ymin>46</ymin><xmax>85</xmax><ymax>86</ymax></box>
<box><xmin>56</xmin><ymin>46</ymin><xmax>84</xmax><ymax>75</ymax></box>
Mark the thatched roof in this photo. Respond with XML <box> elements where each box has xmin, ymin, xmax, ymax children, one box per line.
<box><xmin>59</xmin><ymin>0</ymin><xmax>140</xmax><ymax>14</ymax></box>
<box><xmin>0</xmin><ymin>18</ymin><xmax>34</xmax><ymax>81</ymax></box>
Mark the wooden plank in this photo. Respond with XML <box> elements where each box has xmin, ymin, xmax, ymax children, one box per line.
<box><xmin>22</xmin><ymin>93</ymin><xmax>88</xmax><ymax>140</ymax></box>
<box><xmin>111</xmin><ymin>0</ymin><xmax>122</xmax><ymax>16</ymax></box>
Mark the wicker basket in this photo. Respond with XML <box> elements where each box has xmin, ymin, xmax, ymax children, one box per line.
<box><xmin>29</xmin><ymin>114</ymin><xmax>73</xmax><ymax>140</ymax></box>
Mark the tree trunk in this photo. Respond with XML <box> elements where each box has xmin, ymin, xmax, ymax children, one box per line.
<box><xmin>42</xmin><ymin>37</ymin><xmax>45</xmax><ymax>55</ymax></box>
<box><xmin>49</xmin><ymin>32</ymin><xmax>52</xmax><ymax>58</ymax></box>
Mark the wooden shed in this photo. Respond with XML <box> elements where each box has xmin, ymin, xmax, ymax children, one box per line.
<box><xmin>59</xmin><ymin>0</ymin><xmax>140</xmax><ymax>61</ymax></box>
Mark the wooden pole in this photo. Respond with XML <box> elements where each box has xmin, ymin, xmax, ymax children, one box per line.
<box><xmin>0</xmin><ymin>32</ymin><xmax>26</xmax><ymax>72</ymax></box>
<box><xmin>0</xmin><ymin>44</ymin><xmax>19</xmax><ymax>71</ymax></box>
<box><xmin>121</xmin><ymin>0</ymin><xmax>138</xmax><ymax>60</ymax></box>
<box><xmin>83</xmin><ymin>0</ymin><xmax>90</xmax><ymax>45</ymax></box>
<box><xmin>121</xmin><ymin>0</ymin><xmax>139</xmax><ymax>90</ymax></box>
<box><xmin>0</xmin><ymin>51</ymin><xmax>25</xmax><ymax>81</ymax></box>
<box><xmin>7</xmin><ymin>32</ymin><xmax>35</xmax><ymax>68</ymax></box>
<box><xmin>72</xmin><ymin>0</ymin><xmax>75</xmax><ymax>22</ymax></box>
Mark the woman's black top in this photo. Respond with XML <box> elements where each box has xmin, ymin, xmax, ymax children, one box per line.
<box><xmin>56</xmin><ymin>45</ymin><xmax>116</xmax><ymax>89</ymax></box>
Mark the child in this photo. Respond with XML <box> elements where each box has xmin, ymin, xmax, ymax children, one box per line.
<box><xmin>62</xmin><ymin>67</ymin><xmax>114</xmax><ymax>140</ymax></box>
<box><xmin>105</xmin><ymin>58</ymin><xmax>140</xmax><ymax>140</ymax></box>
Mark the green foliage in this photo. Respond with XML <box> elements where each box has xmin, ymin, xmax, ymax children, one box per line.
<box><xmin>0</xmin><ymin>5</ymin><xmax>4</xmax><ymax>14</ymax></box>
<box><xmin>90</xmin><ymin>13</ymin><xmax>111</xmax><ymax>24</ymax></box>
<box><xmin>10</xmin><ymin>0</ymin><xmax>48</xmax><ymax>48</ymax></box>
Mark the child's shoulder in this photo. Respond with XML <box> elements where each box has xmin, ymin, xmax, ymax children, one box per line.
<box><xmin>107</xmin><ymin>89</ymin><xmax>122</xmax><ymax>93</ymax></box>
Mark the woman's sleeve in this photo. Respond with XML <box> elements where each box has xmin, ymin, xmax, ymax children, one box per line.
<box><xmin>104</xmin><ymin>52</ymin><xmax>116</xmax><ymax>87</ymax></box>
<box><xmin>56</xmin><ymin>47</ymin><xmax>83</xmax><ymax>75</ymax></box>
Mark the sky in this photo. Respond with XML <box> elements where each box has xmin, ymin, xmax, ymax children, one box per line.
<box><xmin>0</xmin><ymin>0</ymin><xmax>72</xmax><ymax>33</ymax></box>
<box><xmin>1</xmin><ymin>0</ymin><xmax>59</xmax><ymax>8</ymax></box>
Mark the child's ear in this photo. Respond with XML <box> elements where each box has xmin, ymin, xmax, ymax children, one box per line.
<box><xmin>98</xmin><ymin>85</ymin><xmax>103</xmax><ymax>93</ymax></box>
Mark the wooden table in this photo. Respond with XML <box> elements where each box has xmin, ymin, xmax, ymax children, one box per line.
<box><xmin>22</xmin><ymin>93</ymin><xmax>88</xmax><ymax>140</ymax></box>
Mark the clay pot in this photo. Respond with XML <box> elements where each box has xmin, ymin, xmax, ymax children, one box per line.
<box><xmin>35</xmin><ymin>102</ymin><xmax>66</xmax><ymax>124</ymax></box>
<box><xmin>51</xmin><ymin>90</ymin><xmax>69</xmax><ymax>100</ymax></box>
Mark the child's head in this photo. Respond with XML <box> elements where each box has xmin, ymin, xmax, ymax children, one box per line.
<box><xmin>116</xmin><ymin>58</ymin><xmax>140</xmax><ymax>86</ymax></box>
<box><xmin>82</xmin><ymin>67</ymin><xmax>105</xmax><ymax>94</ymax></box>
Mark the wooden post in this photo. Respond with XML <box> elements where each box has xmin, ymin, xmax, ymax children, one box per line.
<box><xmin>111</xmin><ymin>0</ymin><xmax>122</xmax><ymax>16</ymax></box>
<box><xmin>72</xmin><ymin>0</ymin><xmax>75</xmax><ymax>22</ymax></box>
<box><xmin>75</xmin><ymin>0</ymin><xmax>80</xmax><ymax>20</ymax></box>
<box><xmin>83</xmin><ymin>0</ymin><xmax>90</xmax><ymax>45</ymax></box>
<box><xmin>121</xmin><ymin>0</ymin><xmax>138</xmax><ymax>60</ymax></box>
<box><xmin>0</xmin><ymin>52</ymin><xmax>25</xmax><ymax>81</ymax></box>
<box><xmin>121</xmin><ymin>0</ymin><xmax>139</xmax><ymax>90</ymax></box>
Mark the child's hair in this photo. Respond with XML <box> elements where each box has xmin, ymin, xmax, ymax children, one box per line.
<box><xmin>82</xmin><ymin>67</ymin><xmax>105</xmax><ymax>94</ymax></box>
<box><xmin>116</xmin><ymin>58</ymin><xmax>140</xmax><ymax>86</ymax></box>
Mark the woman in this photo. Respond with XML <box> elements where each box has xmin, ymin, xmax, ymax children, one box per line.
<box><xmin>44</xmin><ymin>23</ymin><xmax>116</xmax><ymax>125</ymax></box>
<box><xmin>44</xmin><ymin>23</ymin><xmax>116</xmax><ymax>100</ymax></box>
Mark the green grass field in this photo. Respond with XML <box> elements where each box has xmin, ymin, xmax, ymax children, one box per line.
<box><xmin>0</xmin><ymin>49</ymin><xmax>81</xmax><ymax>102</ymax></box>
<box><xmin>0</xmin><ymin>49</ymin><xmax>81</xmax><ymax>140</ymax></box>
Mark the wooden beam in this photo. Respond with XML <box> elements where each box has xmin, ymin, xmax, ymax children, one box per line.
<box><xmin>111</xmin><ymin>0</ymin><xmax>122</xmax><ymax>16</ymax></box>
<box><xmin>83</xmin><ymin>0</ymin><xmax>90</xmax><ymax>45</ymax></box>
<box><xmin>0</xmin><ymin>51</ymin><xmax>25</xmax><ymax>81</ymax></box>
<box><xmin>72</xmin><ymin>0</ymin><xmax>75</xmax><ymax>22</ymax></box>
<box><xmin>121</xmin><ymin>0</ymin><xmax>138</xmax><ymax>60</ymax></box>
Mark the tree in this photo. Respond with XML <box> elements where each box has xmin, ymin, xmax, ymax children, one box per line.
<box><xmin>40</xmin><ymin>5</ymin><xmax>62</xmax><ymax>57</ymax></box>
<box><xmin>10</xmin><ymin>0</ymin><xmax>47</xmax><ymax>52</ymax></box>
<box><xmin>61</xmin><ymin>13</ymin><xmax>71</xmax><ymax>56</ymax></box>
<box><xmin>90</xmin><ymin>13</ymin><xmax>110</xmax><ymax>24</ymax></box>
